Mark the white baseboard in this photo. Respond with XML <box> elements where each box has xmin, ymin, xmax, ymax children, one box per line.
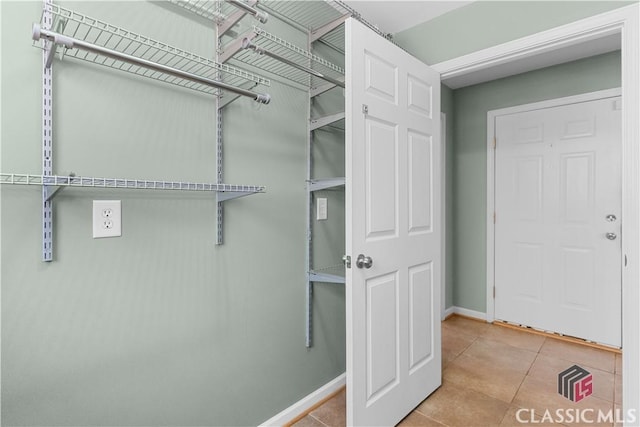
<box><xmin>259</xmin><ymin>373</ymin><xmax>346</xmax><ymax>427</ymax></box>
<box><xmin>450</xmin><ymin>306</ymin><xmax>487</xmax><ymax>322</ymax></box>
<box><xmin>443</xmin><ymin>306</ymin><xmax>455</xmax><ymax>319</ymax></box>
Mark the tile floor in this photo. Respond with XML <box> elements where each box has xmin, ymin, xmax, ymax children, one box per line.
<box><xmin>292</xmin><ymin>316</ymin><xmax>622</xmax><ymax>427</ymax></box>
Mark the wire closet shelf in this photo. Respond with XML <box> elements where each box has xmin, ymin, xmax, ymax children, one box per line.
<box><xmin>231</xmin><ymin>26</ymin><xmax>345</xmax><ymax>89</ymax></box>
<box><xmin>0</xmin><ymin>173</ymin><xmax>265</xmax><ymax>194</ymax></box>
<box><xmin>258</xmin><ymin>0</ymin><xmax>391</xmax><ymax>51</ymax></box>
<box><xmin>32</xmin><ymin>3</ymin><xmax>271</xmax><ymax>102</ymax></box>
<box><xmin>170</xmin><ymin>1</ymin><xmax>348</xmax><ymax>88</ymax></box>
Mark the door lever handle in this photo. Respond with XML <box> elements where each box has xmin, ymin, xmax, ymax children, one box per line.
<box><xmin>606</xmin><ymin>232</ymin><xmax>617</xmax><ymax>240</ymax></box>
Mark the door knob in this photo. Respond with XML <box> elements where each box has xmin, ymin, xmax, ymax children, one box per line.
<box><xmin>606</xmin><ymin>214</ymin><xmax>617</xmax><ymax>222</ymax></box>
<box><xmin>356</xmin><ymin>254</ymin><xmax>373</xmax><ymax>269</ymax></box>
<box><xmin>606</xmin><ymin>232</ymin><xmax>617</xmax><ymax>240</ymax></box>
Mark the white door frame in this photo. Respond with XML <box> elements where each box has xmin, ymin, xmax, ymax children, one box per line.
<box><xmin>432</xmin><ymin>4</ymin><xmax>639</xmax><ymax>420</ymax></box>
<box><xmin>440</xmin><ymin>112</ymin><xmax>447</xmax><ymax>319</ymax></box>
<box><xmin>486</xmin><ymin>87</ymin><xmax>622</xmax><ymax>323</ymax></box>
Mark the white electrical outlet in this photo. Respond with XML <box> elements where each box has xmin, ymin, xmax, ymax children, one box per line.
<box><xmin>317</xmin><ymin>197</ymin><xmax>328</xmax><ymax>220</ymax></box>
<box><xmin>93</xmin><ymin>200</ymin><xmax>121</xmax><ymax>238</ymax></box>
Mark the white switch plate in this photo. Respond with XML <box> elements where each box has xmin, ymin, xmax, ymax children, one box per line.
<box><xmin>93</xmin><ymin>200</ymin><xmax>121</xmax><ymax>238</ymax></box>
<box><xmin>317</xmin><ymin>197</ymin><xmax>328</xmax><ymax>221</ymax></box>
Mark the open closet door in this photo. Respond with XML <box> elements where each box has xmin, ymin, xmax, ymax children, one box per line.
<box><xmin>345</xmin><ymin>18</ymin><xmax>442</xmax><ymax>426</ymax></box>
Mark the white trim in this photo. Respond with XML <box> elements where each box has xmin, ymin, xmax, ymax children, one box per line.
<box><xmin>451</xmin><ymin>306</ymin><xmax>487</xmax><ymax>322</ymax></box>
<box><xmin>432</xmin><ymin>5</ymin><xmax>632</xmax><ymax>85</ymax></box>
<box><xmin>486</xmin><ymin>88</ymin><xmax>623</xmax><ymax>325</ymax></box>
<box><xmin>440</xmin><ymin>112</ymin><xmax>447</xmax><ymax>320</ymax></box>
<box><xmin>432</xmin><ymin>4</ymin><xmax>639</xmax><ymax>419</ymax></box>
<box><xmin>443</xmin><ymin>306</ymin><xmax>455</xmax><ymax>319</ymax></box>
<box><xmin>489</xmin><ymin>88</ymin><xmax>622</xmax><ymax>118</ymax></box>
<box><xmin>259</xmin><ymin>373</ymin><xmax>346</xmax><ymax>427</ymax></box>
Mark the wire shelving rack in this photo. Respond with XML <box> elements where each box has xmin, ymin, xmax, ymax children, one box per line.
<box><xmin>222</xmin><ymin>26</ymin><xmax>345</xmax><ymax>88</ymax></box>
<box><xmin>33</xmin><ymin>3</ymin><xmax>271</xmax><ymax>99</ymax></box>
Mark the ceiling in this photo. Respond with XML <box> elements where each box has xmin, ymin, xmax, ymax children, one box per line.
<box><xmin>342</xmin><ymin>1</ymin><xmax>473</xmax><ymax>34</ymax></box>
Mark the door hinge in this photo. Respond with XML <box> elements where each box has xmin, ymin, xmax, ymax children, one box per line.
<box><xmin>493</xmin><ymin>286</ymin><xmax>496</xmax><ymax>299</ymax></box>
<box><xmin>493</xmin><ymin>136</ymin><xmax>497</xmax><ymax>149</ymax></box>
<box><xmin>493</xmin><ymin>212</ymin><xmax>496</xmax><ymax>224</ymax></box>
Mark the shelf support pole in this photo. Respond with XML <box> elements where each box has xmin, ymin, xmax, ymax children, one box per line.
<box><xmin>42</xmin><ymin>0</ymin><xmax>54</xmax><ymax>261</ymax></box>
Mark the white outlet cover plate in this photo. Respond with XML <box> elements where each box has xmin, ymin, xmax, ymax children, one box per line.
<box><xmin>93</xmin><ymin>200</ymin><xmax>121</xmax><ymax>238</ymax></box>
<box><xmin>317</xmin><ymin>197</ymin><xmax>328</xmax><ymax>220</ymax></box>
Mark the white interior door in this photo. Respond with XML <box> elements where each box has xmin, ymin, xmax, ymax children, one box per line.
<box><xmin>494</xmin><ymin>96</ymin><xmax>622</xmax><ymax>347</ymax></box>
<box><xmin>345</xmin><ymin>18</ymin><xmax>441</xmax><ymax>426</ymax></box>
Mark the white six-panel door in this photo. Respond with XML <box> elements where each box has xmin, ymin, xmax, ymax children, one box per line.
<box><xmin>345</xmin><ymin>18</ymin><xmax>441</xmax><ymax>426</ymax></box>
<box><xmin>494</xmin><ymin>96</ymin><xmax>622</xmax><ymax>347</ymax></box>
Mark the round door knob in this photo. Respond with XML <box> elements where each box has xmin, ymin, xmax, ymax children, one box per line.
<box><xmin>606</xmin><ymin>232</ymin><xmax>617</xmax><ymax>240</ymax></box>
<box><xmin>356</xmin><ymin>254</ymin><xmax>373</xmax><ymax>269</ymax></box>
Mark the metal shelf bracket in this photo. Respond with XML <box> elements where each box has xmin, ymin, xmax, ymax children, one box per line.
<box><xmin>308</xmin><ymin>177</ymin><xmax>345</xmax><ymax>192</ymax></box>
<box><xmin>310</xmin><ymin>112</ymin><xmax>345</xmax><ymax>131</ymax></box>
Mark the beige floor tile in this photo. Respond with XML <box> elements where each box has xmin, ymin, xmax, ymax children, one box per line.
<box><xmin>442</xmin><ymin>327</ymin><xmax>476</xmax><ymax>370</ymax></box>
<box><xmin>415</xmin><ymin>382</ymin><xmax>510</xmax><ymax>426</ymax></box>
<box><xmin>480</xmin><ymin>325</ymin><xmax>546</xmax><ymax>353</ymax></box>
<box><xmin>309</xmin><ymin>389</ymin><xmax>346</xmax><ymax>427</ymax></box>
<box><xmin>462</xmin><ymin>338</ymin><xmax>538</xmax><ymax>374</ymax></box>
<box><xmin>615</xmin><ymin>353</ymin><xmax>622</xmax><ymax>375</ymax></box>
<box><xmin>444</xmin><ymin>353</ymin><xmax>526</xmax><ymax>403</ymax></box>
<box><xmin>292</xmin><ymin>415</ymin><xmax>327</xmax><ymax>427</ymax></box>
<box><xmin>539</xmin><ymin>339</ymin><xmax>616</xmax><ymax>373</ymax></box>
<box><xmin>528</xmin><ymin>354</ymin><xmax>615</xmax><ymax>402</ymax></box>
<box><xmin>442</xmin><ymin>316</ymin><xmax>492</xmax><ymax>338</ymax></box>
<box><xmin>513</xmin><ymin>376</ymin><xmax>614</xmax><ymax>425</ymax></box>
<box><xmin>614</xmin><ymin>375</ymin><xmax>622</xmax><ymax>404</ymax></box>
<box><xmin>397</xmin><ymin>411</ymin><xmax>447</xmax><ymax>427</ymax></box>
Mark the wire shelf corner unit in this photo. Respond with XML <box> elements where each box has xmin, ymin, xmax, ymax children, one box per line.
<box><xmin>32</xmin><ymin>3</ymin><xmax>271</xmax><ymax>103</ymax></box>
<box><xmin>221</xmin><ymin>26</ymin><xmax>345</xmax><ymax>89</ymax></box>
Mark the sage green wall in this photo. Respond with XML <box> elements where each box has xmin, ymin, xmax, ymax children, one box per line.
<box><xmin>453</xmin><ymin>51</ymin><xmax>622</xmax><ymax>312</ymax></box>
<box><xmin>1</xmin><ymin>1</ymin><xmax>344</xmax><ymax>425</ymax></box>
<box><xmin>394</xmin><ymin>1</ymin><xmax>633</xmax><ymax>65</ymax></box>
<box><xmin>396</xmin><ymin>2</ymin><xmax>626</xmax><ymax>314</ymax></box>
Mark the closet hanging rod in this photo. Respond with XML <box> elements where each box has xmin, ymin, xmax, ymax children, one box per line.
<box><xmin>227</xmin><ymin>0</ymin><xmax>269</xmax><ymax>24</ymax></box>
<box><xmin>241</xmin><ymin>38</ymin><xmax>345</xmax><ymax>89</ymax></box>
<box><xmin>32</xmin><ymin>24</ymin><xmax>271</xmax><ymax>104</ymax></box>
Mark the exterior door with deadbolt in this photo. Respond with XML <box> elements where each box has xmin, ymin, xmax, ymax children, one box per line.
<box><xmin>494</xmin><ymin>96</ymin><xmax>622</xmax><ymax>347</ymax></box>
<box><xmin>345</xmin><ymin>18</ymin><xmax>442</xmax><ymax>426</ymax></box>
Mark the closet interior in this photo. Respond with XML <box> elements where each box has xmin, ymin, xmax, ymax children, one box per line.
<box><xmin>2</xmin><ymin>0</ymin><xmax>391</xmax><ymax>346</ymax></box>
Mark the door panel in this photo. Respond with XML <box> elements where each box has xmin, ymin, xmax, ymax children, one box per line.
<box><xmin>365</xmin><ymin>52</ymin><xmax>397</xmax><ymax>103</ymax></box>
<box><xmin>365</xmin><ymin>117</ymin><xmax>398</xmax><ymax>239</ymax></box>
<box><xmin>366</xmin><ymin>272</ymin><xmax>399</xmax><ymax>401</ymax></box>
<box><xmin>408</xmin><ymin>131</ymin><xmax>432</xmax><ymax>234</ymax></box>
<box><xmin>494</xmin><ymin>97</ymin><xmax>621</xmax><ymax>347</ymax></box>
<box><xmin>346</xmin><ymin>18</ymin><xmax>441</xmax><ymax>426</ymax></box>
<box><xmin>408</xmin><ymin>262</ymin><xmax>433</xmax><ymax>372</ymax></box>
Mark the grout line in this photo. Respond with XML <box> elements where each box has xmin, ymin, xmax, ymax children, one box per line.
<box><xmin>309</xmin><ymin>413</ymin><xmax>331</xmax><ymax>427</ymax></box>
